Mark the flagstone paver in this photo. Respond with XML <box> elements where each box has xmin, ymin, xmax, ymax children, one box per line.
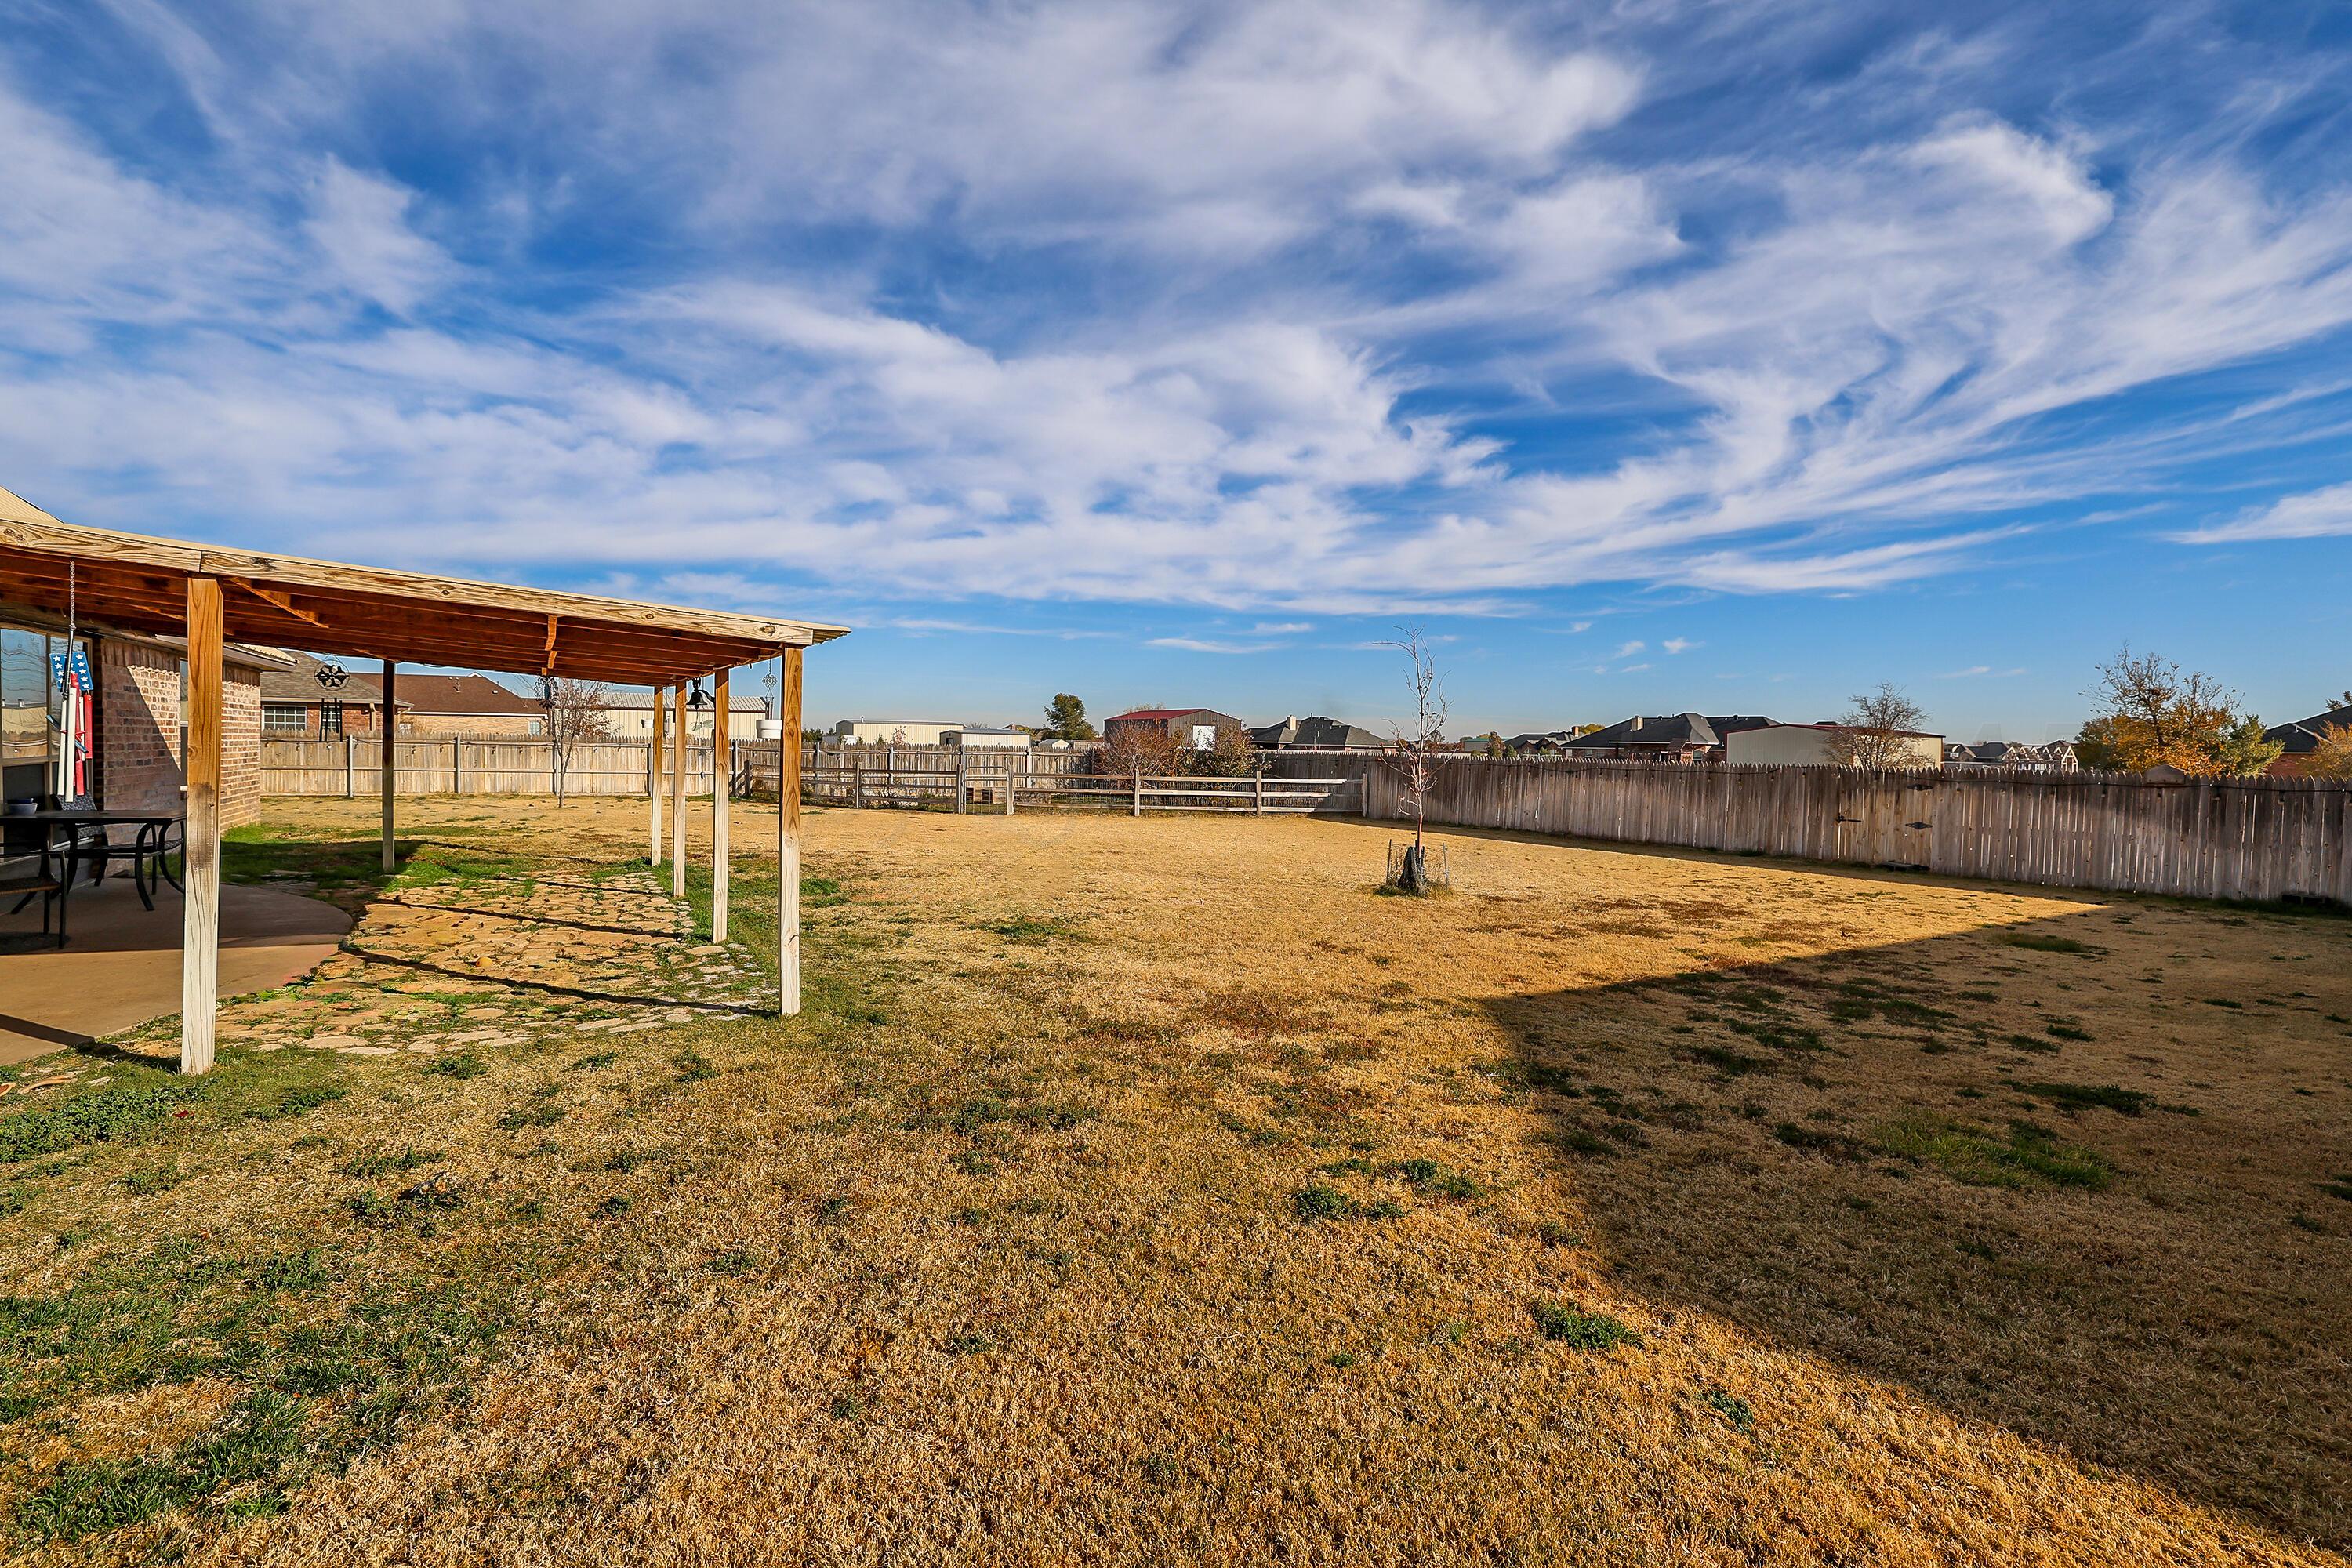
<box><xmin>206</xmin><ymin>863</ymin><xmax>769</xmax><ymax>1059</ymax></box>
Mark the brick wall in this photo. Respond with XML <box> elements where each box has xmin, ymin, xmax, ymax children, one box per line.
<box><xmin>223</xmin><ymin>669</ymin><xmax>261</xmax><ymax>829</ymax></box>
<box><xmin>96</xmin><ymin>639</ymin><xmax>183</xmax><ymax>817</ymax></box>
<box><xmin>95</xmin><ymin>637</ymin><xmax>265</xmax><ymax>829</ymax></box>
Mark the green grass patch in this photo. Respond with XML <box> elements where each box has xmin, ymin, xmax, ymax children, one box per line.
<box><xmin>0</xmin><ymin>1083</ymin><xmax>205</xmax><ymax>1163</ymax></box>
<box><xmin>1528</xmin><ymin>1299</ymin><xmax>1641</xmax><ymax>1351</ymax></box>
<box><xmin>1999</xmin><ymin>931</ymin><xmax>2093</xmax><ymax>954</ymax></box>
<box><xmin>2009</xmin><ymin>1080</ymin><xmax>2152</xmax><ymax>1116</ymax></box>
<box><xmin>975</xmin><ymin>914</ymin><xmax>1088</xmax><ymax>943</ymax></box>
<box><xmin>1872</xmin><ymin>1114</ymin><xmax>2114</xmax><ymax>1190</ymax></box>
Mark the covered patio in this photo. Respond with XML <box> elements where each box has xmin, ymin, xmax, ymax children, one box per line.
<box><xmin>0</xmin><ymin>485</ymin><xmax>844</xmax><ymax>1073</ymax></box>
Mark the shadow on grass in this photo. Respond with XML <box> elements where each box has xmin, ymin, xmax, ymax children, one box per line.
<box><xmin>1474</xmin><ymin>901</ymin><xmax>2351</xmax><ymax>1548</ymax></box>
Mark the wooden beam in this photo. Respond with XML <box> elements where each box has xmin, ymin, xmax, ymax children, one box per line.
<box><xmin>542</xmin><ymin>615</ymin><xmax>560</xmax><ymax>677</ymax></box>
<box><xmin>380</xmin><ymin>662</ymin><xmax>397</xmax><ymax>874</ymax></box>
<box><xmin>712</xmin><ymin>669</ymin><xmax>731</xmax><ymax>943</ymax></box>
<box><xmin>182</xmin><ymin>576</ymin><xmax>223</xmax><ymax>1075</ymax></box>
<box><xmin>670</xmin><ymin>682</ymin><xmax>688</xmax><ymax>899</ymax></box>
<box><xmin>779</xmin><ymin>648</ymin><xmax>803</xmax><ymax>1016</ymax></box>
<box><xmin>0</xmin><ymin>491</ymin><xmax>845</xmax><ymax>648</ymax></box>
<box><xmin>230</xmin><ymin>577</ymin><xmax>329</xmax><ymax>629</ymax></box>
<box><xmin>649</xmin><ymin>684</ymin><xmax>666</xmax><ymax>868</ymax></box>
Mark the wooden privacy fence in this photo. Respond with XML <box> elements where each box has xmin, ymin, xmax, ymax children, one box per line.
<box><xmin>1259</xmin><ymin>753</ymin><xmax>2352</xmax><ymax>908</ymax></box>
<box><xmin>262</xmin><ymin>736</ymin><xmax>720</xmax><ymax>797</ymax></box>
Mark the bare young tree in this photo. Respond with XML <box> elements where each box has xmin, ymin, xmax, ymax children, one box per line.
<box><xmin>541</xmin><ymin>677</ymin><xmax>612</xmax><ymax>805</ymax></box>
<box><xmin>1380</xmin><ymin>627</ymin><xmax>1450</xmax><ymax>894</ymax></box>
<box><xmin>1823</xmin><ymin>681</ymin><xmax>1929</xmax><ymax>768</ymax></box>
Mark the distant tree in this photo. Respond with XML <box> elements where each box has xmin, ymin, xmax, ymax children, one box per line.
<box><xmin>2328</xmin><ymin>691</ymin><xmax>2352</xmax><ymax>713</ymax></box>
<box><xmin>2080</xmin><ymin>646</ymin><xmax>2270</xmax><ymax>775</ymax></box>
<box><xmin>2212</xmin><ymin>713</ymin><xmax>2285</xmax><ymax>777</ymax></box>
<box><xmin>1823</xmin><ymin>682</ymin><xmax>1929</xmax><ymax>768</ymax></box>
<box><xmin>1042</xmin><ymin>693</ymin><xmax>1097</xmax><ymax>743</ymax></box>
<box><xmin>1380</xmin><ymin>627</ymin><xmax>1450</xmax><ymax>895</ymax></box>
<box><xmin>1186</xmin><ymin>723</ymin><xmax>1254</xmax><ymax>778</ymax></box>
<box><xmin>1098</xmin><ymin>724</ymin><xmax>1180</xmax><ymax>779</ymax></box>
<box><xmin>1486</xmin><ymin>734</ymin><xmax>1504</xmax><ymax>759</ymax></box>
<box><xmin>539</xmin><ymin>678</ymin><xmax>611</xmax><ymax>807</ymax></box>
<box><xmin>2306</xmin><ymin>720</ymin><xmax>2352</xmax><ymax>781</ymax></box>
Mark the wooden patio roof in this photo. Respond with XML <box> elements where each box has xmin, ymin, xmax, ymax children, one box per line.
<box><xmin>0</xmin><ymin>485</ymin><xmax>846</xmax><ymax>685</ymax></box>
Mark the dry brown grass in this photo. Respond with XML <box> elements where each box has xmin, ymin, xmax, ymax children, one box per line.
<box><xmin>4</xmin><ymin>795</ymin><xmax>2349</xmax><ymax>1565</ymax></box>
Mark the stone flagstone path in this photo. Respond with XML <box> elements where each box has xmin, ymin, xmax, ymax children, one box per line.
<box><xmin>200</xmin><ymin>862</ymin><xmax>768</xmax><ymax>1060</ymax></box>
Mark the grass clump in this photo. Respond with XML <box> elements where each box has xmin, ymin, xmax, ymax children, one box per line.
<box><xmin>2010</xmin><ymin>1081</ymin><xmax>2151</xmax><ymax>1116</ymax></box>
<box><xmin>1291</xmin><ymin>1183</ymin><xmax>1355</xmax><ymax>1221</ymax></box>
<box><xmin>426</xmin><ymin>1054</ymin><xmax>488</xmax><ymax>1080</ymax></box>
<box><xmin>977</xmin><ymin>914</ymin><xmax>1087</xmax><ymax>943</ymax></box>
<box><xmin>1873</xmin><ymin>1114</ymin><xmax>2113</xmax><ymax>1190</ymax></box>
<box><xmin>0</xmin><ymin>1082</ymin><xmax>204</xmax><ymax>1163</ymax></box>
<box><xmin>1529</xmin><ymin>1299</ymin><xmax>1641</xmax><ymax>1352</ymax></box>
<box><xmin>2000</xmin><ymin>931</ymin><xmax>2093</xmax><ymax>954</ymax></box>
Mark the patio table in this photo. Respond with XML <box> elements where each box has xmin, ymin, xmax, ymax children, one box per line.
<box><xmin>19</xmin><ymin>808</ymin><xmax>185</xmax><ymax>910</ymax></box>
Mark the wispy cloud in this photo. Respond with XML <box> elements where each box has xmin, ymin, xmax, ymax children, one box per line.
<box><xmin>1247</xmin><ymin>621</ymin><xmax>1314</xmax><ymax>635</ymax></box>
<box><xmin>1661</xmin><ymin>637</ymin><xmax>1698</xmax><ymax>655</ymax></box>
<box><xmin>1146</xmin><ymin>636</ymin><xmax>1278</xmax><ymax>654</ymax></box>
<box><xmin>2170</xmin><ymin>482</ymin><xmax>2352</xmax><ymax>544</ymax></box>
<box><xmin>1612</xmin><ymin>640</ymin><xmax>1646</xmax><ymax>659</ymax></box>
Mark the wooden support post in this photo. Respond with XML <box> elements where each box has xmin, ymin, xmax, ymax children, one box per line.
<box><xmin>649</xmin><ymin>686</ymin><xmax>665</xmax><ymax>866</ymax></box>
<box><xmin>670</xmin><ymin>683</ymin><xmax>688</xmax><ymax>899</ymax></box>
<box><xmin>1004</xmin><ymin>757</ymin><xmax>1014</xmax><ymax>816</ymax></box>
<box><xmin>1132</xmin><ymin>764</ymin><xmax>1142</xmax><ymax>818</ymax></box>
<box><xmin>712</xmin><ymin>669</ymin><xmax>731</xmax><ymax>942</ymax></box>
<box><xmin>379</xmin><ymin>661</ymin><xmax>397</xmax><ymax>874</ymax></box>
<box><xmin>181</xmin><ymin>576</ymin><xmax>223</xmax><ymax>1076</ymax></box>
<box><xmin>778</xmin><ymin>648</ymin><xmax>803</xmax><ymax>1016</ymax></box>
<box><xmin>855</xmin><ymin>769</ymin><xmax>866</xmax><ymax>811</ymax></box>
<box><xmin>1255</xmin><ymin>771</ymin><xmax>1265</xmax><ymax>816</ymax></box>
<box><xmin>343</xmin><ymin>732</ymin><xmax>354</xmax><ymax>799</ymax></box>
<box><xmin>452</xmin><ymin>735</ymin><xmax>462</xmax><ymax>795</ymax></box>
<box><xmin>955</xmin><ymin>746</ymin><xmax>967</xmax><ymax>814</ymax></box>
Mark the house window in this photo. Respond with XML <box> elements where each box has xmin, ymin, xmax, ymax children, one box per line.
<box><xmin>263</xmin><ymin>704</ymin><xmax>307</xmax><ymax>735</ymax></box>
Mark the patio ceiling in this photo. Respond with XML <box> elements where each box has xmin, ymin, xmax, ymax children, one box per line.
<box><xmin>1</xmin><ymin>485</ymin><xmax>844</xmax><ymax>686</ymax></box>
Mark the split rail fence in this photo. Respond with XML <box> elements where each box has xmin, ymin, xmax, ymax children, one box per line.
<box><xmin>260</xmin><ymin>739</ymin><xmax>2350</xmax><ymax>908</ymax></box>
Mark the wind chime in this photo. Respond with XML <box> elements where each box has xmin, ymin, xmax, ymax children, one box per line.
<box><xmin>49</xmin><ymin>561</ymin><xmax>92</xmax><ymax>802</ymax></box>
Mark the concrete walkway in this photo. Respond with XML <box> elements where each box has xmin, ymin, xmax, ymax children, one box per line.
<box><xmin>0</xmin><ymin>876</ymin><xmax>350</xmax><ymax>1065</ymax></box>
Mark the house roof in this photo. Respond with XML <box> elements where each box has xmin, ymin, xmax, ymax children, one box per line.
<box><xmin>1561</xmin><ymin>712</ymin><xmax>1723</xmax><ymax>749</ymax></box>
<box><xmin>1762</xmin><ymin>721</ymin><xmax>1943</xmax><ymax>739</ymax></box>
<box><xmin>1247</xmin><ymin>713</ymin><xmax>1385</xmax><ymax>749</ymax></box>
<box><xmin>2263</xmin><ymin>709</ymin><xmax>2352</xmax><ymax>754</ymax></box>
<box><xmin>258</xmin><ymin>650</ymin><xmax>394</xmax><ymax>706</ymax></box>
<box><xmin>1105</xmin><ymin>707</ymin><xmax>1220</xmax><ymax>722</ymax></box>
<box><xmin>392</xmin><ymin>673</ymin><xmax>546</xmax><ymax>717</ymax></box>
<box><xmin>0</xmin><ymin>485</ymin><xmax>845</xmax><ymax>685</ymax></box>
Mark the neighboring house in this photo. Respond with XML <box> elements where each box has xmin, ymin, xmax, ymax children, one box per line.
<box><xmin>1726</xmin><ymin>722</ymin><xmax>1945</xmax><ymax>768</ymax></box>
<box><xmin>1558</xmin><ymin>713</ymin><xmax>1777</xmax><ymax>762</ymax></box>
<box><xmin>949</xmin><ymin>727</ymin><xmax>1032</xmax><ymax>749</ymax></box>
<box><xmin>391</xmin><ymin>673</ymin><xmax>548</xmax><ymax>737</ymax></box>
<box><xmin>260</xmin><ymin>651</ymin><xmax>402</xmax><ymax>740</ymax></box>
<box><xmin>601</xmin><ymin>693</ymin><xmax>772</xmax><ymax>742</ymax></box>
<box><xmin>830</xmin><ymin>719</ymin><xmax>965</xmax><ymax>746</ymax></box>
<box><xmin>2262</xmin><ymin>707</ymin><xmax>2352</xmax><ymax>775</ymax></box>
<box><xmin>1102</xmin><ymin>707</ymin><xmax>1247</xmax><ymax>750</ymax></box>
<box><xmin>2</xmin><ymin>609</ymin><xmax>285</xmax><ymax>832</ymax></box>
<box><xmin>1247</xmin><ymin>714</ymin><xmax>1386</xmax><ymax>751</ymax></box>
<box><xmin>1947</xmin><ymin>739</ymin><xmax>2078</xmax><ymax>772</ymax></box>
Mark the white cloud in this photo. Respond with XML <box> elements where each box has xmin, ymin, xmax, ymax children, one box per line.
<box><xmin>1661</xmin><ymin>637</ymin><xmax>1697</xmax><ymax>654</ymax></box>
<box><xmin>1613</xmin><ymin>639</ymin><xmax>1646</xmax><ymax>659</ymax></box>
<box><xmin>1146</xmin><ymin>636</ymin><xmax>1278</xmax><ymax>654</ymax></box>
<box><xmin>2171</xmin><ymin>481</ymin><xmax>2352</xmax><ymax>543</ymax></box>
<box><xmin>1247</xmin><ymin>622</ymin><xmax>1314</xmax><ymax>634</ymax></box>
<box><xmin>304</xmin><ymin>159</ymin><xmax>453</xmax><ymax>314</ymax></box>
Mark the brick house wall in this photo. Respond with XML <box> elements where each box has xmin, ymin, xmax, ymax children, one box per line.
<box><xmin>222</xmin><ymin>667</ymin><xmax>261</xmax><ymax>828</ymax></box>
<box><xmin>96</xmin><ymin>640</ymin><xmax>183</xmax><ymax>818</ymax></box>
<box><xmin>94</xmin><ymin>635</ymin><xmax>267</xmax><ymax>831</ymax></box>
<box><xmin>399</xmin><ymin>712</ymin><xmax>545</xmax><ymax>739</ymax></box>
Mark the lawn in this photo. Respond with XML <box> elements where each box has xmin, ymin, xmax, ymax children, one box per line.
<box><xmin>2</xmin><ymin>796</ymin><xmax>2347</xmax><ymax>1565</ymax></box>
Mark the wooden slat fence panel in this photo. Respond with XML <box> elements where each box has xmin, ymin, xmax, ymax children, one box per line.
<box><xmin>1257</xmin><ymin>752</ymin><xmax>2350</xmax><ymax>909</ymax></box>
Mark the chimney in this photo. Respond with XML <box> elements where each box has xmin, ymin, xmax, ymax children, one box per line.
<box><xmin>1628</xmin><ymin>715</ymin><xmax>1643</xmax><ymax>732</ymax></box>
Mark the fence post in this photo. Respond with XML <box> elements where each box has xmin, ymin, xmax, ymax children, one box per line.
<box><xmin>452</xmin><ymin>736</ymin><xmax>462</xmax><ymax>795</ymax></box>
<box><xmin>1132</xmin><ymin>764</ymin><xmax>1142</xmax><ymax>818</ymax></box>
<box><xmin>855</xmin><ymin>769</ymin><xmax>866</xmax><ymax>811</ymax></box>
<box><xmin>1255</xmin><ymin>771</ymin><xmax>1265</xmax><ymax>816</ymax></box>
<box><xmin>955</xmin><ymin>747</ymin><xmax>967</xmax><ymax>814</ymax></box>
<box><xmin>1004</xmin><ymin>759</ymin><xmax>1015</xmax><ymax>816</ymax></box>
<box><xmin>344</xmin><ymin>733</ymin><xmax>354</xmax><ymax>799</ymax></box>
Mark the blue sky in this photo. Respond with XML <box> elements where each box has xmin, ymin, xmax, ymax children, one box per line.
<box><xmin>2</xmin><ymin>1</ymin><xmax>2349</xmax><ymax>742</ymax></box>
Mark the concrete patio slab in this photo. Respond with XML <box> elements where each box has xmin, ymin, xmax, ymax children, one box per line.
<box><xmin>0</xmin><ymin>877</ymin><xmax>350</xmax><ymax>1064</ymax></box>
